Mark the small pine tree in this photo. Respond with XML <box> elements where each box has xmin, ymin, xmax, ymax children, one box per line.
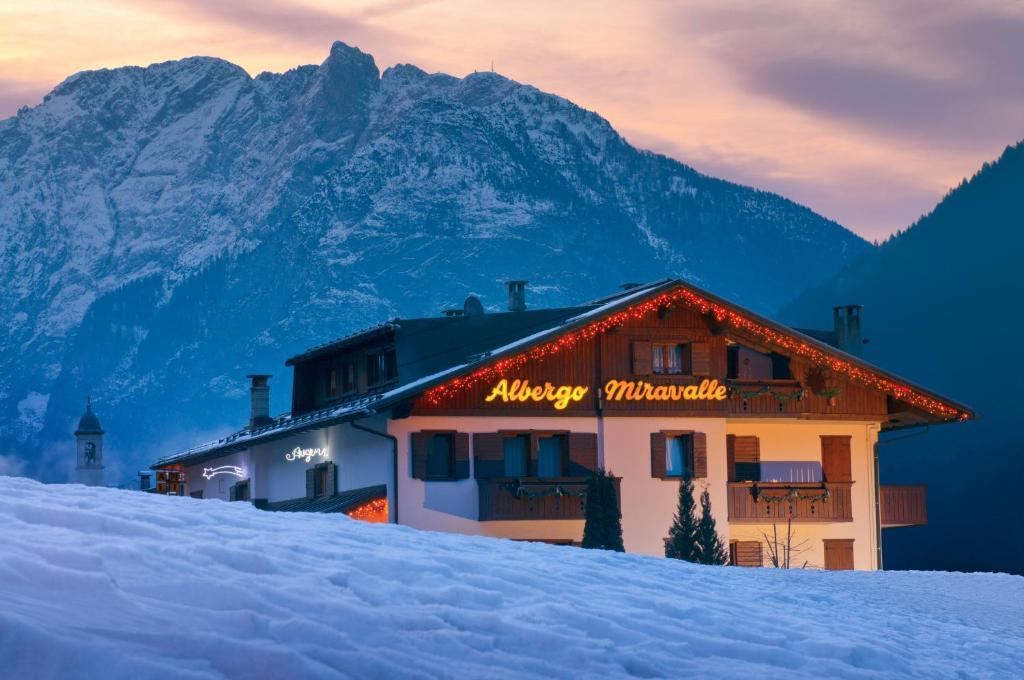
<box><xmin>695</xmin><ymin>488</ymin><xmax>728</xmax><ymax>565</ymax></box>
<box><xmin>665</xmin><ymin>476</ymin><xmax>699</xmax><ymax>561</ymax></box>
<box><xmin>582</xmin><ymin>469</ymin><xmax>624</xmax><ymax>551</ymax></box>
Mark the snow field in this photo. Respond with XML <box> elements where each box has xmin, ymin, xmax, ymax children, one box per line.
<box><xmin>0</xmin><ymin>476</ymin><xmax>1022</xmax><ymax>679</ymax></box>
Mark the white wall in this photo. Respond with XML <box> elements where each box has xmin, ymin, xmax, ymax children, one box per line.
<box><xmin>183</xmin><ymin>449</ymin><xmax>252</xmax><ymax>501</ymax></box>
<box><xmin>602</xmin><ymin>417</ymin><xmax>729</xmax><ymax>556</ymax></box>
<box><xmin>183</xmin><ymin>415</ymin><xmax>394</xmax><ymax>511</ymax></box>
<box><xmin>388</xmin><ymin>416</ymin><xmax>598</xmax><ymax>541</ymax></box>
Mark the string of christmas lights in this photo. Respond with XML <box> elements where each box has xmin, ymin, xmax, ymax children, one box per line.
<box><xmin>345</xmin><ymin>498</ymin><xmax>389</xmax><ymax>523</ymax></box>
<box><xmin>423</xmin><ymin>286</ymin><xmax>969</xmax><ymax>421</ymax></box>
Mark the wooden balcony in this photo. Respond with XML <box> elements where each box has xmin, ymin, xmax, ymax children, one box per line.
<box><xmin>880</xmin><ymin>485</ymin><xmax>927</xmax><ymax>527</ymax></box>
<box><xmin>478</xmin><ymin>477</ymin><xmax>620</xmax><ymax>521</ymax></box>
<box><xmin>727</xmin><ymin>482</ymin><xmax>853</xmax><ymax>523</ymax></box>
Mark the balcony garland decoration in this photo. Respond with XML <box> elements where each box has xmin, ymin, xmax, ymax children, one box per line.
<box><xmin>422</xmin><ymin>284</ymin><xmax>969</xmax><ymax>421</ymax></box>
<box><xmin>728</xmin><ymin>384</ymin><xmax>806</xmax><ymax>402</ymax></box>
<box><xmin>751</xmin><ymin>483</ymin><xmax>831</xmax><ymax>516</ymax></box>
<box><xmin>502</xmin><ymin>480</ymin><xmax>588</xmax><ymax>500</ymax></box>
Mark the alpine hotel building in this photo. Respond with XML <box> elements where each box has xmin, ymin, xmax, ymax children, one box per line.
<box><xmin>154</xmin><ymin>279</ymin><xmax>973</xmax><ymax>570</ymax></box>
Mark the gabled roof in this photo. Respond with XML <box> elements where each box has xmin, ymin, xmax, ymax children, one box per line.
<box><xmin>155</xmin><ymin>278</ymin><xmax>972</xmax><ymax>468</ymax></box>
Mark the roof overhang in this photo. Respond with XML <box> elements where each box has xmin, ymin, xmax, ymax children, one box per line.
<box><xmin>157</xmin><ymin>278</ymin><xmax>972</xmax><ymax>467</ymax></box>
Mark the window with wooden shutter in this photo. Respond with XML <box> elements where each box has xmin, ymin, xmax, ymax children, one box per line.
<box><xmin>632</xmin><ymin>340</ymin><xmax>653</xmax><ymax>375</ymax></box>
<box><xmin>691</xmin><ymin>341</ymin><xmax>712</xmax><ymax>376</ymax></box>
<box><xmin>823</xmin><ymin>539</ymin><xmax>854</xmax><ymax>570</ymax></box>
<box><xmin>650</xmin><ymin>432</ymin><xmax>667</xmax><ymax>478</ymax></box>
<box><xmin>473</xmin><ymin>433</ymin><xmax>505</xmax><ymax>479</ymax></box>
<box><xmin>427</xmin><ymin>433</ymin><xmax>454</xmax><ymax>479</ymax></box>
<box><xmin>820</xmin><ymin>436</ymin><xmax>852</xmax><ymax>482</ymax></box>
<box><xmin>454</xmin><ymin>433</ymin><xmax>470</xmax><ymax>480</ymax></box>
<box><xmin>323</xmin><ymin>463</ymin><xmax>337</xmax><ymax>497</ymax></box>
<box><xmin>727</xmin><ymin>435</ymin><xmax>760</xmax><ymax>482</ymax></box>
<box><xmin>411</xmin><ymin>432</ymin><xmax>430</xmax><ymax>480</ymax></box>
<box><xmin>568</xmin><ymin>432</ymin><xmax>598</xmax><ymax>476</ymax></box>
<box><xmin>305</xmin><ymin>468</ymin><xmax>316</xmax><ymax>499</ymax></box>
<box><xmin>729</xmin><ymin>540</ymin><xmax>763</xmax><ymax>567</ymax></box>
<box><xmin>692</xmin><ymin>432</ymin><xmax>708</xmax><ymax>479</ymax></box>
<box><xmin>535</xmin><ymin>434</ymin><xmax>567</xmax><ymax>477</ymax></box>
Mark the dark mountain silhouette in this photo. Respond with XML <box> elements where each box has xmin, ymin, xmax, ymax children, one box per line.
<box><xmin>781</xmin><ymin>141</ymin><xmax>1024</xmax><ymax>575</ymax></box>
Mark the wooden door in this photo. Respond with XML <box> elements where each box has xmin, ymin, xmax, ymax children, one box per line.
<box><xmin>820</xmin><ymin>436</ymin><xmax>852</xmax><ymax>482</ymax></box>
<box><xmin>823</xmin><ymin>539</ymin><xmax>854</xmax><ymax>570</ymax></box>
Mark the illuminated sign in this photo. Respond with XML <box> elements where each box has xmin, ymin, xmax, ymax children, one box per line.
<box><xmin>484</xmin><ymin>377</ymin><xmax>728</xmax><ymax>408</ymax></box>
<box><xmin>485</xmin><ymin>379</ymin><xmax>589</xmax><ymax>410</ymax></box>
<box><xmin>202</xmin><ymin>465</ymin><xmax>245</xmax><ymax>480</ymax></box>
<box><xmin>286</xmin><ymin>446</ymin><xmax>329</xmax><ymax>463</ymax></box>
<box><xmin>603</xmin><ymin>378</ymin><xmax>728</xmax><ymax>402</ymax></box>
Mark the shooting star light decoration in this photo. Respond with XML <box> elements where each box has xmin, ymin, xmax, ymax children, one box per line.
<box><xmin>202</xmin><ymin>465</ymin><xmax>245</xmax><ymax>480</ymax></box>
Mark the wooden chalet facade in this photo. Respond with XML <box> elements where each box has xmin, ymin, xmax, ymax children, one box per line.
<box><xmin>153</xmin><ymin>279</ymin><xmax>971</xmax><ymax>570</ymax></box>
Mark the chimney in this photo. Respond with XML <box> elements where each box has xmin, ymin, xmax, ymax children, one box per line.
<box><xmin>506</xmin><ymin>280</ymin><xmax>527</xmax><ymax>312</ymax></box>
<box><xmin>832</xmin><ymin>305</ymin><xmax>863</xmax><ymax>357</ymax></box>
<box><xmin>247</xmin><ymin>374</ymin><xmax>272</xmax><ymax>428</ymax></box>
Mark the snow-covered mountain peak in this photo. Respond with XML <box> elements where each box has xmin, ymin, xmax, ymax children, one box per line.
<box><xmin>0</xmin><ymin>42</ymin><xmax>868</xmax><ymax>477</ymax></box>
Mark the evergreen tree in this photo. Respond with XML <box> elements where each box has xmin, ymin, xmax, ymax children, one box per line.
<box><xmin>665</xmin><ymin>476</ymin><xmax>699</xmax><ymax>561</ymax></box>
<box><xmin>582</xmin><ymin>469</ymin><xmax>624</xmax><ymax>551</ymax></box>
<box><xmin>695</xmin><ymin>488</ymin><xmax>728</xmax><ymax>565</ymax></box>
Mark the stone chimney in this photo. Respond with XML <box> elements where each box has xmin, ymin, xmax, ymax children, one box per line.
<box><xmin>247</xmin><ymin>374</ymin><xmax>272</xmax><ymax>428</ymax></box>
<box><xmin>833</xmin><ymin>305</ymin><xmax>863</xmax><ymax>357</ymax></box>
<box><xmin>506</xmin><ymin>280</ymin><xmax>527</xmax><ymax>312</ymax></box>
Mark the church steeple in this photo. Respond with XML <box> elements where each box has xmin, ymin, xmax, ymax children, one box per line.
<box><xmin>75</xmin><ymin>396</ymin><xmax>104</xmax><ymax>486</ymax></box>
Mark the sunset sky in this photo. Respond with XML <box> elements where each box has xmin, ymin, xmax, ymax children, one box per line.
<box><xmin>2</xmin><ymin>0</ymin><xmax>1021</xmax><ymax>241</ymax></box>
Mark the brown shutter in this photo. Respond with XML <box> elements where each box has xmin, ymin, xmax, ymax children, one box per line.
<box><xmin>305</xmin><ymin>468</ymin><xmax>316</xmax><ymax>499</ymax></box>
<box><xmin>650</xmin><ymin>432</ymin><xmax>667</xmax><ymax>478</ymax></box>
<box><xmin>473</xmin><ymin>433</ymin><xmax>504</xmax><ymax>479</ymax></box>
<box><xmin>730</xmin><ymin>435</ymin><xmax>760</xmax><ymax>482</ymax></box>
<box><xmin>692</xmin><ymin>432</ymin><xmax>707</xmax><ymax>479</ymax></box>
<box><xmin>821</xmin><ymin>436</ymin><xmax>852</xmax><ymax>482</ymax></box>
<box><xmin>691</xmin><ymin>341</ymin><xmax>712</xmax><ymax>376</ymax></box>
<box><xmin>730</xmin><ymin>540</ymin><xmax>763</xmax><ymax>567</ymax></box>
<box><xmin>229</xmin><ymin>484</ymin><xmax>238</xmax><ymax>502</ymax></box>
<box><xmin>632</xmin><ymin>340</ymin><xmax>652</xmax><ymax>375</ymax></box>
<box><xmin>454</xmin><ymin>433</ymin><xmax>470</xmax><ymax>479</ymax></box>
<box><xmin>823</xmin><ymin>539</ymin><xmax>854</xmax><ymax>570</ymax></box>
<box><xmin>326</xmin><ymin>462</ymin><xmax>337</xmax><ymax>496</ymax></box>
<box><xmin>726</xmin><ymin>434</ymin><xmax>736</xmax><ymax>482</ymax></box>
<box><xmin>411</xmin><ymin>432</ymin><xmax>430</xmax><ymax>480</ymax></box>
<box><xmin>568</xmin><ymin>432</ymin><xmax>598</xmax><ymax>476</ymax></box>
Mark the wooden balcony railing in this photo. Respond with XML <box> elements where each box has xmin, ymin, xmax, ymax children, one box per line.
<box><xmin>727</xmin><ymin>482</ymin><xmax>853</xmax><ymax>522</ymax></box>
<box><xmin>478</xmin><ymin>477</ymin><xmax>620</xmax><ymax>521</ymax></box>
<box><xmin>880</xmin><ymin>485</ymin><xmax>927</xmax><ymax>527</ymax></box>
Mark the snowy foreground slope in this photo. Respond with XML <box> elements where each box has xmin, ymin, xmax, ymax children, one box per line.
<box><xmin>1</xmin><ymin>477</ymin><xmax>1022</xmax><ymax>679</ymax></box>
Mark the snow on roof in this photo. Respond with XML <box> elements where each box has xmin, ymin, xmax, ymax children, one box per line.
<box><xmin>2</xmin><ymin>476</ymin><xmax>1021</xmax><ymax>677</ymax></box>
<box><xmin>156</xmin><ymin>280</ymin><xmax>673</xmax><ymax>467</ymax></box>
<box><xmin>159</xmin><ymin>277</ymin><xmax>971</xmax><ymax>468</ymax></box>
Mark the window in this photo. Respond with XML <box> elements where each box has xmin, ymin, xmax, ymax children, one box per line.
<box><xmin>666</xmin><ymin>434</ymin><xmax>693</xmax><ymax>477</ymax></box>
<box><xmin>536</xmin><ymin>435</ymin><xmax>566</xmax><ymax>477</ymax></box>
<box><xmin>326</xmin><ymin>360</ymin><xmax>356</xmax><ymax>398</ymax></box>
<box><xmin>367</xmin><ymin>348</ymin><xmax>398</xmax><ymax>386</ymax></box>
<box><xmin>427</xmin><ymin>433</ymin><xmax>454</xmax><ymax>479</ymax></box>
<box><xmin>727</xmin><ymin>345</ymin><xmax>793</xmax><ymax>380</ymax></box>
<box><xmin>230</xmin><ymin>479</ymin><xmax>250</xmax><ymax>502</ymax></box>
<box><xmin>313</xmin><ymin>466</ymin><xmax>329</xmax><ymax>497</ymax></box>
<box><xmin>503</xmin><ymin>435</ymin><xmax>529</xmax><ymax>477</ymax></box>
<box><xmin>652</xmin><ymin>342</ymin><xmax>690</xmax><ymax>375</ymax></box>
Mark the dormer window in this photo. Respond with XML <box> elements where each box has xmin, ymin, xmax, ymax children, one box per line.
<box><xmin>367</xmin><ymin>348</ymin><xmax>398</xmax><ymax>386</ymax></box>
<box><xmin>325</xmin><ymin>360</ymin><xmax>356</xmax><ymax>399</ymax></box>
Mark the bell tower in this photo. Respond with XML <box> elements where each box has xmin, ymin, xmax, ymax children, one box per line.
<box><xmin>75</xmin><ymin>397</ymin><xmax>105</xmax><ymax>486</ymax></box>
